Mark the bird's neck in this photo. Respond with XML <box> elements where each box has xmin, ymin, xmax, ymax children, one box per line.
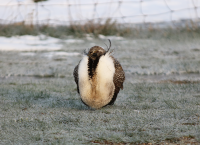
<box><xmin>88</xmin><ymin>57</ymin><xmax>100</xmax><ymax>79</ymax></box>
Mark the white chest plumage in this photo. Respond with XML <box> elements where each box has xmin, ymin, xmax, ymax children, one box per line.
<box><xmin>78</xmin><ymin>53</ymin><xmax>115</xmax><ymax>109</ymax></box>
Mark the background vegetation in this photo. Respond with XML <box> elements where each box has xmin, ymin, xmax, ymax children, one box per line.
<box><xmin>1</xmin><ymin>19</ymin><xmax>200</xmax><ymax>39</ymax></box>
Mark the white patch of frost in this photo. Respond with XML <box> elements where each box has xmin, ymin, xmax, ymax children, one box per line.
<box><xmin>20</xmin><ymin>52</ymin><xmax>36</xmax><ymax>56</ymax></box>
<box><xmin>64</xmin><ymin>39</ymin><xmax>84</xmax><ymax>43</ymax></box>
<box><xmin>0</xmin><ymin>35</ymin><xmax>61</xmax><ymax>51</ymax></box>
<box><xmin>99</xmin><ymin>34</ymin><xmax>124</xmax><ymax>40</ymax></box>
<box><xmin>43</xmin><ymin>52</ymin><xmax>81</xmax><ymax>58</ymax></box>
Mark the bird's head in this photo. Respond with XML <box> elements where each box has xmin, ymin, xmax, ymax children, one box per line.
<box><xmin>84</xmin><ymin>39</ymin><xmax>112</xmax><ymax>60</ymax></box>
<box><xmin>87</xmin><ymin>46</ymin><xmax>106</xmax><ymax>60</ymax></box>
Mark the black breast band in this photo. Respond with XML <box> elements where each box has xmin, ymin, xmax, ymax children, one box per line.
<box><xmin>88</xmin><ymin>57</ymin><xmax>100</xmax><ymax>79</ymax></box>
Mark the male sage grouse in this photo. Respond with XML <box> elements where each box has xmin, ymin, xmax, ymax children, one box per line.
<box><xmin>73</xmin><ymin>40</ymin><xmax>125</xmax><ymax>109</ymax></box>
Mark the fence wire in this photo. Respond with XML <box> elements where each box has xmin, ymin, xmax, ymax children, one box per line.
<box><xmin>0</xmin><ymin>0</ymin><xmax>199</xmax><ymax>24</ymax></box>
<box><xmin>0</xmin><ymin>0</ymin><xmax>200</xmax><ymax>37</ymax></box>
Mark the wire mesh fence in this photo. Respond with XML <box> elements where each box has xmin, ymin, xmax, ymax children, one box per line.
<box><xmin>0</xmin><ymin>0</ymin><xmax>200</xmax><ymax>37</ymax></box>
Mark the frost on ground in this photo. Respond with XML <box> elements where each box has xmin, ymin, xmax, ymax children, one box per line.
<box><xmin>0</xmin><ymin>35</ymin><xmax>200</xmax><ymax>144</ymax></box>
<box><xmin>0</xmin><ymin>35</ymin><xmax>84</xmax><ymax>51</ymax></box>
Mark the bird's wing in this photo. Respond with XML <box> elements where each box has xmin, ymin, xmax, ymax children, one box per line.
<box><xmin>107</xmin><ymin>57</ymin><xmax>125</xmax><ymax>105</ymax></box>
<box><xmin>73</xmin><ymin>64</ymin><xmax>80</xmax><ymax>94</ymax></box>
<box><xmin>113</xmin><ymin>58</ymin><xmax>125</xmax><ymax>90</ymax></box>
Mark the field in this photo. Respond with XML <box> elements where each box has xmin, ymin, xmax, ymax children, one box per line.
<box><xmin>0</xmin><ymin>34</ymin><xmax>200</xmax><ymax>144</ymax></box>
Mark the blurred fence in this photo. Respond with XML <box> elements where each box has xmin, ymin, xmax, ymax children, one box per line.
<box><xmin>0</xmin><ymin>0</ymin><xmax>200</xmax><ymax>24</ymax></box>
<box><xmin>0</xmin><ymin>0</ymin><xmax>200</xmax><ymax>37</ymax></box>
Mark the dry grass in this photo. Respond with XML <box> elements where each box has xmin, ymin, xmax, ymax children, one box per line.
<box><xmin>1</xmin><ymin>19</ymin><xmax>200</xmax><ymax>39</ymax></box>
<box><xmin>0</xmin><ymin>19</ymin><xmax>131</xmax><ymax>38</ymax></box>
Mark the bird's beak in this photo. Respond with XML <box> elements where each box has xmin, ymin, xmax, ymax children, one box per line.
<box><xmin>92</xmin><ymin>53</ymin><xmax>97</xmax><ymax>57</ymax></box>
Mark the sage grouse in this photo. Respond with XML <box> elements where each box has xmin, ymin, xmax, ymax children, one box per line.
<box><xmin>73</xmin><ymin>41</ymin><xmax>125</xmax><ymax>109</ymax></box>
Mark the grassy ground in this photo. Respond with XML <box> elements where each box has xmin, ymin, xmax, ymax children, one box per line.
<box><xmin>0</xmin><ymin>36</ymin><xmax>200</xmax><ymax>144</ymax></box>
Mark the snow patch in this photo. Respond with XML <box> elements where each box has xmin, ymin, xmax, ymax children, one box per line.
<box><xmin>99</xmin><ymin>34</ymin><xmax>124</xmax><ymax>40</ymax></box>
<box><xmin>64</xmin><ymin>39</ymin><xmax>84</xmax><ymax>43</ymax></box>
<box><xmin>0</xmin><ymin>35</ymin><xmax>85</xmax><ymax>52</ymax></box>
<box><xmin>43</xmin><ymin>52</ymin><xmax>81</xmax><ymax>58</ymax></box>
<box><xmin>20</xmin><ymin>52</ymin><xmax>36</xmax><ymax>56</ymax></box>
<box><xmin>0</xmin><ymin>35</ymin><xmax>61</xmax><ymax>51</ymax></box>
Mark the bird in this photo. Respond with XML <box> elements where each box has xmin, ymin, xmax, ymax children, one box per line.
<box><xmin>73</xmin><ymin>40</ymin><xmax>125</xmax><ymax>109</ymax></box>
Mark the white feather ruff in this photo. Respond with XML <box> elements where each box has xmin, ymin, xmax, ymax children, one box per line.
<box><xmin>96</xmin><ymin>53</ymin><xmax>115</xmax><ymax>91</ymax></box>
<box><xmin>78</xmin><ymin>55</ymin><xmax>91</xmax><ymax>98</ymax></box>
<box><xmin>78</xmin><ymin>53</ymin><xmax>115</xmax><ymax>109</ymax></box>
